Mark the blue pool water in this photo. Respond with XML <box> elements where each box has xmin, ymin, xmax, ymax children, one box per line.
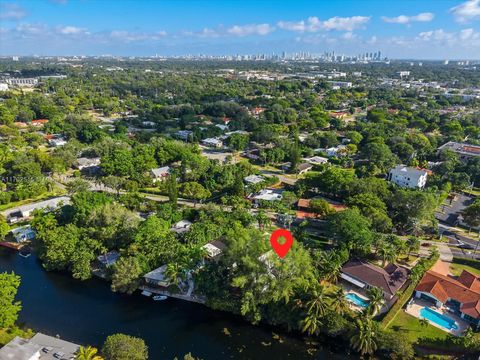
<box><xmin>419</xmin><ymin>307</ymin><xmax>458</xmax><ymax>330</ymax></box>
<box><xmin>345</xmin><ymin>293</ymin><xmax>369</xmax><ymax>308</ymax></box>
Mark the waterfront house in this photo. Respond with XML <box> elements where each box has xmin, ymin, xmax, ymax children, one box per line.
<box><xmin>10</xmin><ymin>225</ymin><xmax>35</xmax><ymax>243</ymax></box>
<box><xmin>414</xmin><ymin>268</ymin><xmax>480</xmax><ymax>329</ymax></box>
<box><xmin>0</xmin><ymin>333</ymin><xmax>80</xmax><ymax>360</ymax></box>
<box><xmin>144</xmin><ymin>265</ymin><xmax>171</xmax><ymax>288</ymax></box>
<box><xmin>340</xmin><ymin>260</ymin><xmax>409</xmax><ymax>305</ymax></box>
<box><xmin>97</xmin><ymin>251</ymin><xmax>120</xmax><ymax>268</ymax></box>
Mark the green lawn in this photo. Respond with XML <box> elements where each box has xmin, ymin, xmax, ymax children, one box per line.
<box><xmin>387</xmin><ymin>310</ymin><xmax>449</xmax><ymax>344</ymax></box>
<box><xmin>0</xmin><ymin>189</ymin><xmax>67</xmax><ymax>212</ymax></box>
<box><xmin>449</xmin><ymin>259</ymin><xmax>480</xmax><ymax>277</ymax></box>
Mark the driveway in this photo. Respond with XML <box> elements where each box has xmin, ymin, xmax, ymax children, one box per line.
<box><xmin>421</xmin><ymin>240</ymin><xmax>453</xmax><ymax>262</ymax></box>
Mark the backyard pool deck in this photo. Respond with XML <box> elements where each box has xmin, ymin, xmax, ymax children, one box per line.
<box><xmin>405</xmin><ymin>298</ymin><xmax>468</xmax><ymax>336</ymax></box>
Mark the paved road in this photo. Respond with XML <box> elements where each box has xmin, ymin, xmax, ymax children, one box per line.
<box><xmin>421</xmin><ymin>240</ymin><xmax>453</xmax><ymax>262</ymax></box>
<box><xmin>439</xmin><ymin>222</ymin><xmax>479</xmax><ymax>248</ymax></box>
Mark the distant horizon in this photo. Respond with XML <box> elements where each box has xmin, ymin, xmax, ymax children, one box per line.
<box><xmin>1</xmin><ymin>0</ymin><xmax>479</xmax><ymax>59</ymax></box>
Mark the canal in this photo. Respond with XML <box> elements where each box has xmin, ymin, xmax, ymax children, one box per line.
<box><xmin>0</xmin><ymin>250</ymin><xmax>354</xmax><ymax>360</ymax></box>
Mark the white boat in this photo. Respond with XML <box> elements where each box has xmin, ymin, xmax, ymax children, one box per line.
<box><xmin>141</xmin><ymin>290</ymin><xmax>152</xmax><ymax>297</ymax></box>
<box><xmin>153</xmin><ymin>295</ymin><xmax>168</xmax><ymax>301</ymax></box>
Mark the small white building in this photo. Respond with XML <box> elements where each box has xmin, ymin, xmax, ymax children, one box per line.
<box><xmin>303</xmin><ymin>156</ymin><xmax>328</xmax><ymax>165</ymax></box>
<box><xmin>244</xmin><ymin>174</ymin><xmax>264</xmax><ymax>185</ymax></box>
<box><xmin>326</xmin><ymin>145</ymin><xmax>347</xmax><ymax>158</ymax></box>
<box><xmin>144</xmin><ymin>265</ymin><xmax>171</xmax><ymax>287</ymax></box>
<box><xmin>75</xmin><ymin>157</ymin><xmax>101</xmax><ymax>170</ymax></box>
<box><xmin>170</xmin><ymin>220</ymin><xmax>192</xmax><ymax>234</ymax></box>
<box><xmin>49</xmin><ymin>138</ymin><xmax>67</xmax><ymax>147</ymax></box>
<box><xmin>388</xmin><ymin>165</ymin><xmax>428</xmax><ymax>189</ymax></box>
<box><xmin>252</xmin><ymin>189</ymin><xmax>282</xmax><ymax>201</ymax></box>
<box><xmin>201</xmin><ymin>138</ymin><xmax>223</xmax><ymax>148</ymax></box>
<box><xmin>150</xmin><ymin>166</ymin><xmax>171</xmax><ymax>182</ymax></box>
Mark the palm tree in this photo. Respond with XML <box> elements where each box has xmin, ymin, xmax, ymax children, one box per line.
<box><xmin>330</xmin><ymin>287</ymin><xmax>350</xmax><ymax>315</ymax></box>
<box><xmin>255</xmin><ymin>209</ymin><xmax>270</xmax><ymax>231</ymax></box>
<box><xmin>419</xmin><ymin>318</ymin><xmax>429</xmax><ymax>328</ymax></box>
<box><xmin>350</xmin><ymin>315</ymin><xmax>378</xmax><ymax>356</ymax></box>
<box><xmin>406</xmin><ymin>236</ymin><xmax>420</xmax><ymax>257</ymax></box>
<box><xmin>318</xmin><ymin>252</ymin><xmax>342</xmax><ymax>283</ymax></box>
<box><xmin>76</xmin><ymin>346</ymin><xmax>103</xmax><ymax>360</ymax></box>
<box><xmin>366</xmin><ymin>287</ymin><xmax>385</xmax><ymax>316</ymax></box>
<box><xmin>379</xmin><ymin>245</ymin><xmax>397</xmax><ymax>267</ymax></box>
<box><xmin>300</xmin><ymin>284</ymin><xmax>331</xmax><ymax>335</ymax></box>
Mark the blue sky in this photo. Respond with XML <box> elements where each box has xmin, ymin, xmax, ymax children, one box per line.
<box><xmin>0</xmin><ymin>0</ymin><xmax>479</xmax><ymax>58</ymax></box>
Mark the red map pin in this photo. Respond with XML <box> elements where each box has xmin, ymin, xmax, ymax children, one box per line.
<box><xmin>270</xmin><ymin>229</ymin><xmax>293</xmax><ymax>258</ymax></box>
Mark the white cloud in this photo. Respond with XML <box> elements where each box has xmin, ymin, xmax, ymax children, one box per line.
<box><xmin>57</xmin><ymin>26</ymin><xmax>87</xmax><ymax>35</ymax></box>
<box><xmin>0</xmin><ymin>3</ymin><xmax>27</xmax><ymax>20</ymax></box>
<box><xmin>415</xmin><ymin>28</ymin><xmax>480</xmax><ymax>47</ymax></box>
<box><xmin>381</xmin><ymin>12</ymin><xmax>434</xmax><ymax>24</ymax></box>
<box><xmin>278</xmin><ymin>16</ymin><xmax>370</xmax><ymax>32</ymax></box>
<box><xmin>108</xmin><ymin>30</ymin><xmax>167</xmax><ymax>42</ymax></box>
<box><xmin>322</xmin><ymin>16</ymin><xmax>370</xmax><ymax>31</ymax></box>
<box><xmin>450</xmin><ymin>0</ymin><xmax>480</xmax><ymax>22</ymax></box>
<box><xmin>226</xmin><ymin>23</ymin><xmax>275</xmax><ymax>37</ymax></box>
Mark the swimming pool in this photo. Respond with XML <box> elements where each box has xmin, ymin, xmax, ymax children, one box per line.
<box><xmin>345</xmin><ymin>293</ymin><xmax>369</xmax><ymax>308</ymax></box>
<box><xmin>419</xmin><ymin>307</ymin><xmax>458</xmax><ymax>331</ymax></box>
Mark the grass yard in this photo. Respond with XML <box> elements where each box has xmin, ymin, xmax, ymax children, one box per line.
<box><xmin>0</xmin><ymin>189</ymin><xmax>67</xmax><ymax>212</ymax></box>
<box><xmin>387</xmin><ymin>310</ymin><xmax>449</xmax><ymax>344</ymax></box>
<box><xmin>449</xmin><ymin>258</ymin><xmax>480</xmax><ymax>277</ymax></box>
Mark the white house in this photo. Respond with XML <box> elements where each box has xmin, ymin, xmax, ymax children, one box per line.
<box><xmin>170</xmin><ymin>220</ymin><xmax>192</xmax><ymax>234</ymax></box>
<box><xmin>388</xmin><ymin>165</ymin><xmax>428</xmax><ymax>189</ymax></box>
<box><xmin>303</xmin><ymin>156</ymin><xmax>328</xmax><ymax>165</ymax></box>
<box><xmin>49</xmin><ymin>138</ymin><xmax>67</xmax><ymax>147</ymax></box>
<box><xmin>326</xmin><ymin>145</ymin><xmax>347</xmax><ymax>158</ymax></box>
<box><xmin>150</xmin><ymin>166</ymin><xmax>171</xmax><ymax>182</ymax></box>
<box><xmin>244</xmin><ymin>174</ymin><xmax>264</xmax><ymax>185</ymax></box>
<box><xmin>201</xmin><ymin>138</ymin><xmax>223</xmax><ymax>148</ymax></box>
<box><xmin>75</xmin><ymin>157</ymin><xmax>101</xmax><ymax>170</ymax></box>
<box><xmin>252</xmin><ymin>189</ymin><xmax>282</xmax><ymax>201</ymax></box>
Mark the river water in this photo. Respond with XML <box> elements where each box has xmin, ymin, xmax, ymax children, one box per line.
<box><xmin>0</xmin><ymin>249</ymin><xmax>354</xmax><ymax>360</ymax></box>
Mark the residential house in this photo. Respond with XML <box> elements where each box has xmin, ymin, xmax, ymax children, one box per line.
<box><xmin>75</xmin><ymin>157</ymin><xmax>101</xmax><ymax>170</ymax></box>
<box><xmin>201</xmin><ymin>138</ymin><xmax>223</xmax><ymax>148</ymax></box>
<box><xmin>388</xmin><ymin>165</ymin><xmax>428</xmax><ymax>189</ymax></box>
<box><xmin>201</xmin><ymin>240</ymin><xmax>227</xmax><ymax>260</ymax></box>
<box><xmin>0</xmin><ymin>333</ymin><xmax>80</xmax><ymax>360</ymax></box>
<box><xmin>97</xmin><ymin>251</ymin><xmax>120</xmax><ymax>268</ymax></box>
<box><xmin>150</xmin><ymin>166</ymin><xmax>171</xmax><ymax>182</ymax></box>
<box><xmin>297</xmin><ymin>163</ymin><xmax>313</xmax><ymax>175</ymax></box>
<box><xmin>170</xmin><ymin>220</ymin><xmax>192</xmax><ymax>234</ymax></box>
<box><xmin>251</xmin><ymin>189</ymin><xmax>283</xmax><ymax>202</ymax></box>
<box><xmin>303</xmin><ymin>156</ymin><xmax>328</xmax><ymax>166</ymax></box>
<box><xmin>48</xmin><ymin>138</ymin><xmax>67</xmax><ymax>147</ymax></box>
<box><xmin>341</xmin><ymin>260</ymin><xmax>409</xmax><ymax>305</ymax></box>
<box><xmin>244</xmin><ymin>174</ymin><xmax>264</xmax><ymax>185</ymax></box>
<box><xmin>438</xmin><ymin>141</ymin><xmax>480</xmax><ymax>160</ymax></box>
<box><xmin>144</xmin><ymin>265</ymin><xmax>171</xmax><ymax>288</ymax></box>
<box><xmin>415</xmin><ymin>268</ymin><xmax>480</xmax><ymax>328</ymax></box>
<box><xmin>325</xmin><ymin>145</ymin><xmax>347</xmax><ymax>158</ymax></box>
<box><xmin>10</xmin><ymin>225</ymin><xmax>35</xmax><ymax>243</ymax></box>
<box><xmin>175</xmin><ymin>130</ymin><xmax>193</xmax><ymax>141</ymax></box>
<box><xmin>31</xmin><ymin>119</ymin><xmax>49</xmax><ymax>127</ymax></box>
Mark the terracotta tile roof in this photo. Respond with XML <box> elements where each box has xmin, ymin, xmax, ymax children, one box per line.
<box><xmin>415</xmin><ymin>270</ymin><xmax>480</xmax><ymax>319</ymax></box>
<box><xmin>297</xmin><ymin>199</ymin><xmax>310</xmax><ymax>208</ymax></box>
<box><xmin>341</xmin><ymin>260</ymin><xmax>409</xmax><ymax>297</ymax></box>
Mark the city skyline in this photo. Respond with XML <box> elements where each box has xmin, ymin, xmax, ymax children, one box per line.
<box><xmin>0</xmin><ymin>0</ymin><xmax>480</xmax><ymax>59</ymax></box>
